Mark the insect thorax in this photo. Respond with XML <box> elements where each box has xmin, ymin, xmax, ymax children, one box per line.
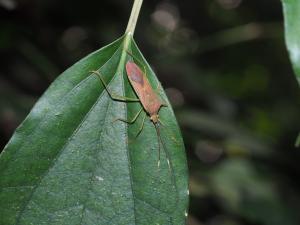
<box><xmin>150</xmin><ymin>114</ymin><xmax>159</xmax><ymax>123</ymax></box>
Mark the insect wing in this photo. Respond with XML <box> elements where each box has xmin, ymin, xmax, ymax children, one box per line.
<box><xmin>126</xmin><ymin>61</ymin><xmax>162</xmax><ymax>115</ymax></box>
<box><xmin>126</xmin><ymin>62</ymin><xmax>145</xmax><ymax>87</ymax></box>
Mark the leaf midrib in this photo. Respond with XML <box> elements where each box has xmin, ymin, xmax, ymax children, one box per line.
<box><xmin>107</xmin><ymin>33</ymin><xmax>139</xmax><ymax>225</ymax></box>
<box><xmin>14</xmin><ymin>35</ymin><xmax>141</xmax><ymax>225</ymax></box>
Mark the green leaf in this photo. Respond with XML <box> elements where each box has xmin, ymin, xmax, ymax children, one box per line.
<box><xmin>282</xmin><ymin>0</ymin><xmax>300</xmax><ymax>84</ymax></box>
<box><xmin>282</xmin><ymin>0</ymin><xmax>300</xmax><ymax>146</ymax></box>
<box><xmin>0</xmin><ymin>34</ymin><xmax>189</xmax><ymax>225</ymax></box>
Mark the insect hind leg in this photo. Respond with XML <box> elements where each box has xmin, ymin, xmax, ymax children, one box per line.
<box><xmin>113</xmin><ymin>107</ymin><xmax>143</xmax><ymax>124</ymax></box>
<box><xmin>135</xmin><ymin>112</ymin><xmax>146</xmax><ymax>138</ymax></box>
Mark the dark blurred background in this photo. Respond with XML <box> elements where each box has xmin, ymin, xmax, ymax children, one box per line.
<box><xmin>1</xmin><ymin>0</ymin><xmax>300</xmax><ymax>224</ymax></box>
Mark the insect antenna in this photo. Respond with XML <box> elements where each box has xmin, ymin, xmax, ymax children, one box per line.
<box><xmin>154</xmin><ymin>122</ymin><xmax>178</xmax><ymax>197</ymax></box>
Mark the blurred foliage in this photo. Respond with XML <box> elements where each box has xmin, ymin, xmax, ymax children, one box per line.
<box><xmin>0</xmin><ymin>0</ymin><xmax>299</xmax><ymax>225</ymax></box>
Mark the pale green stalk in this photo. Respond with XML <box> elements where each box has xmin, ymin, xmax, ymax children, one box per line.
<box><xmin>126</xmin><ymin>0</ymin><xmax>144</xmax><ymax>35</ymax></box>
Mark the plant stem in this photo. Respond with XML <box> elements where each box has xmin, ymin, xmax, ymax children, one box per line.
<box><xmin>125</xmin><ymin>0</ymin><xmax>143</xmax><ymax>35</ymax></box>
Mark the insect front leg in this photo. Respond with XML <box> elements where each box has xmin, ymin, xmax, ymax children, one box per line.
<box><xmin>90</xmin><ymin>70</ymin><xmax>140</xmax><ymax>102</ymax></box>
<box><xmin>155</xmin><ymin>80</ymin><xmax>161</xmax><ymax>92</ymax></box>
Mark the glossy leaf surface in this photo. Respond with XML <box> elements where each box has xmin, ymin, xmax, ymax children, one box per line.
<box><xmin>0</xmin><ymin>34</ymin><xmax>189</xmax><ymax>225</ymax></box>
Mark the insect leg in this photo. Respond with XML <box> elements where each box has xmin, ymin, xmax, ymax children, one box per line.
<box><xmin>90</xmin><ymin>70</ymin><xmax>140</xmax><ymax>102</ymax></box>
<box><xmin>114</xmin><ymin>107</ymin><xmax>143</xmax><ymax>124</ymax></box>
<box><xmin>154</xmin><ymin>123</ymin><xmax>162</xmax><ymax>168</ymax></box>
<box><xmin>126</xmin><ymin>51</ymin><xmax>145</xmax><ymax>69</ymax></box>
<box><xmin>158</xmin><ymin>118</ymin><xmax>165</xmax><ymax>127</ymax></box>
<box><xmin>155</xmin><ymin>79</ymin><xmax>162</xmax><ymax>92</ymax></box>
<box><xmin>135</xmin><ymin>112</ymin><xmax>146</xmax><ymax>138</ymax></box>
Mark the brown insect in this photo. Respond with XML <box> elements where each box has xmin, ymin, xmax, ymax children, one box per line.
<box><xmin>90</xmin><ymin>51</ymin><xmax>178</xmax><ymax>197</ymax></box>
<box><xmin>125</xmin><ymin>60</ymin><xmax>169</xmax><ymax>168</ymax></box>
<box><xmin>125</xmin><ymin>61</ymin><xmax>164</xmax><ymax>124</ymax></box>
<box><xmin>90</xmin><ymin>53</ymin><xmax>170</xmax><ymax>166</ymax></box>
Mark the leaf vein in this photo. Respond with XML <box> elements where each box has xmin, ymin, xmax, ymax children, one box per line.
<box><xmin>79</xmin><ymin>86</ymin><xmax>112</xmax><ymax>225</ymax></box>
<box><xmin>14</xmin><ymin>85</ymin><xmax>108</xmax><ymax>225</ymax></box>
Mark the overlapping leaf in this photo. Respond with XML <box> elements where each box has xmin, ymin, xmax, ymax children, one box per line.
<box><xmin>282</xmin><ymin>0</ymin><xmax>300</xmax><ymax>146</ymax></box>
